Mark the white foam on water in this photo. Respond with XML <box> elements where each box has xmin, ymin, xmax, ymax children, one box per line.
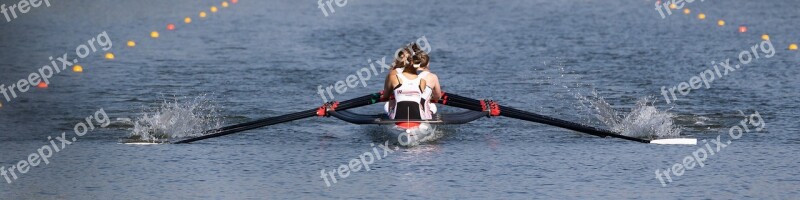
<box><xmin>128</xmin><ymin>95</ymin><xmax>223</xmax><ymax>142</ymax></box>
<box><xmin>577</xmin><ymin>91</ymin><xmax>682</xmax><ymax>139</ymax></box>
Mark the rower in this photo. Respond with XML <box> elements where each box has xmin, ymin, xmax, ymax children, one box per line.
<box><xmin>382</xmin><ymin>48</ymin><xmax>429</xmax><ymax>121</ymax></box>
<box><xmin>413</xmin><ymin>52</ymin><xmax>441</xmax><ymax>116</ymax></box>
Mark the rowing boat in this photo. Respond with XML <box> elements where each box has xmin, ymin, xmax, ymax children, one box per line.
<box><xmin>159</xmin><ymin>92</ymin><xmax>696</xmax><ymax>146</ymax></box>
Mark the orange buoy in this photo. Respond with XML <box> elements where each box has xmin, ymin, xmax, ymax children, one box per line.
<box><xmin>184</xmin><ymin>17</ymin><xmax>192</xmax><ymax>24</ymax></box>
<box><xmin>105</xmin><ymin>52</ymin><xmax>115</xmax><ymax>60</ymax></box>
<box><xmin>73</xmin><ymin>65</ymin><xmax>84</xmax><ymax>72</ymax></box>
<box><xmin>761</xmin><ymin>34</ymin><xmax>770</xmax><ymax>41</ymax></box>
<box><xmin>698</xmin><ymin>13</ymin><xmax>706</xmax><ymax>20</ymax></box>
<box><xmin>37</xmin><ymin>82</ymin><xmax>48</xmax><ymax>89</ymax></box>
<box><xmin>151</xmin><ymin>31</ymin><xmax>160</xmax><ymax>38</ymax></box>
<box><xmin>683</xmin><ymin>8</ymin><xmax>690</xmax><ymax>15</ymax></box>
<box><xmin>222</xmin><ymin>1</ymin><xmax>229</xmax><ymax>7</ymax></box>
<box><xmin>738</xmin><ymin>26</ymin><xmax>747</xmax><ymax>33</ymax></box>
<box><xmin>167</xmin><ymin>23</ymin><xmax>176</xmax><ymax>31</ymax></box>
<box><xmin>231</xmin><ymin>0</ymin><xmax>238</xmax><ymax>4</ymax></box>
<box><xmin>669</xmin><ymin>3</ymin><xmax>677</xmax><ymax>9</ymax></box>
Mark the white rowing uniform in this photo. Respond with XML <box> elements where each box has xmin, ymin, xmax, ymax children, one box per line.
<box><xmin>417</xmin><ymin>71</ymin><xmax>437</xmax><ymax>115</ymax></box>
<box><xmin>385</xmin><ymin>68</ymin><xmax>431</xmax><ymax>120</ymax></box>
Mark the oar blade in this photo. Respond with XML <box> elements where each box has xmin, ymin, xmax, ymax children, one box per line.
<box><xmin>649</xmin><ymin>138</ymin><xmax>697</xmax><ymax>145</ymax></box>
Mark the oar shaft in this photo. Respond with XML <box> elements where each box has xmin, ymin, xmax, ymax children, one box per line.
<box><xmin>174</xmin><ymin>92</ymin><xmax>384</xmax><ymax>144</ymax></box>
<box><xmin>439</xmin><ymin>93</ymin><xmax>649</xmax><ymax>143</ymax></box>
<box><xmin>174</xmin><ymin>109</ymin><xmax>318</xmax><ymax>144</ymax></box>
<box><xmin>203</xmin><ymin>93</ymin><xmax>382</xmax><ymax>134</ymax></box>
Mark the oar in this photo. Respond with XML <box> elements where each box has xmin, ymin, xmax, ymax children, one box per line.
<box><xmin>198</xmin><ymin>93</ymin><xmax>382</xmax><ymax>134</ymax></box>
<box><xmin>439</xmin><ymin>92</ymin><xmax>697</xmax><ymax>145</ymax></box>
<box><xmin>173</xmin><ymin>93</ymin><xmax>384</xmax><ymax>144</ymax></box>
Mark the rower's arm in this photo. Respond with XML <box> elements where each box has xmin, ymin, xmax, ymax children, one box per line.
<box><xmin>430</xmin><ymin>74</ymin><xmax>442</xmax><ymax>102</ymax></box>
<box><xmin>381</xmin><ymin>70</ymin><xmax>397</xmax><ymax>100</ymax></box>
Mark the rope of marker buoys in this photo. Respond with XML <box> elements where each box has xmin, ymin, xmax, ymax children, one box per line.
<box><xmin>659</xmin><ymin>0</ymin><xmax>798</xmax><ymax>50</ymax></box>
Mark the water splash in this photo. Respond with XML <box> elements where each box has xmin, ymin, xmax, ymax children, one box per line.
<box><xmin>128</xmin><ymin>95</ymin><xmax>223</xmax><ymax>142</ymax></box>
<box><xmin>577</xmin><ymin>91</ymin><xmax>682</xmax><ymax>139</ymax></box>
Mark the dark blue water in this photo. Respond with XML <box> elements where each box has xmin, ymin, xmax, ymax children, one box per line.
<box><xmin>1</xmin><ymin>0</ymin><xmax>799</xmax><ymax>199</ymax></box>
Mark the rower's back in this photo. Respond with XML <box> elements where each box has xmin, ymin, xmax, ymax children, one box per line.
<box><xmin>390</xmin><ymin>68</ymin><xmax>430</xmax><ymax>120</ymax></box>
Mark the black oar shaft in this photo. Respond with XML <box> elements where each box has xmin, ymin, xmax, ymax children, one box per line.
<box><xmin>439</xmin><ymin>93</ymin><xmax>649</xmax><ymax>143</ymax></box>
<box><xmin>174</xmin><ymin>93</ymin><xmax>383</xmax><ymax>144</ymax></box>
<box><xmin>173</xmin><ymin>109</ymin><xmax>318</xmax><ymax>144</ymax></box>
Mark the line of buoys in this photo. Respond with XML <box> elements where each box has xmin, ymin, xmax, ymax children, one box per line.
<box><xmin>2</xmin><ymin>1</ymin><xmax>239</xmax><ymax>110</ymax></box>
<box><xmin>672</xmin><ymin>2</ymin><xmax>800</xmax><ymax>67</ymax></box>
<box><xmin>675</xmin><ymin>3</ymin><xmax>797</xmax><ymax>48</ymax></box>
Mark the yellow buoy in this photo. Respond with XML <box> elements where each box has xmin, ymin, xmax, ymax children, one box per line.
<box><xmin>151</xmin><ymin>31</ymin><xmax>160</xmax><ymax>38</ymax></box>
<box><xmin>211</xmin><ymin>6</ymin><xmax>218</xmax><ymax>13</ymax></box>
<box><xmin>683</xmin><ymin>8</ymin><xmax>690</xmax><ymax>15</ymax></box>
<box><xmin>222</xmin><ymin>1</ymin><xmax>229</xmax><ymax>7</ymax></box>
<box><xmin>73</xmin><ymin>65</ymin><xmax>84</xmax><ymax>72</ymax></box>
<box><xmin>717</xmin><ymin>20</ymin><xmax>725</xmax><ymax>26</ymax></box>
<box><xmin>200</xmin><ymin>11</ymin><xmax>207</xmax><ymax>18</ymax></box>
<box><xmin>698</xmin><ymin>13</ymin><xmax>706</xmax><ymax>20</ymax></box>
<box><xmin>184</xmin><ymin>17</ymin><xmax>192</xmax><ymax>24</ymax></box>
<box><xmin>790</xmin><ymin>44</ymin><xmax>798</xmax><ymax>51</ymax></box>
<box><xmin>127</xmin><ymin>40</ymin><xmax>136</xmax><ymax>47</ymax></box>
<box><xmin>105</xmin><ymin>52</ymin><xmax>115</xmax><ymax>60</ymax></box>
<box><xmin>761</xmin><ymin>34</ymin><xmax>770</xmax><ymax>41</ymax></box>
<box><xmin>669</xmin><ymin>3</ymin><xmax>677</xmax><ymax>9</ymax></box>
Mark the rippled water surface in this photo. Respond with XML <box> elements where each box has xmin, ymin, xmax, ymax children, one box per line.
<box><xmin>1</xmin><ymin>0</ymin><xmax>799</xmax><ymax>199</ymax></box>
